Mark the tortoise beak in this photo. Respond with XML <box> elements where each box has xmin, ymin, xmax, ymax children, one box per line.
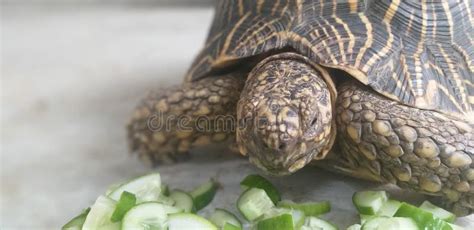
<box><xmin>249</xmin><ymin>156</ymin><xmax>293</xmax><ymax>176</ymax></box>
<box><xmin>247</xmin><ymin>142</ymin><xmax>313</xmax><ymax>176</ymax></box>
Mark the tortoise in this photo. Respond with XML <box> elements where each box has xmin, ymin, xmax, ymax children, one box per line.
<box><xmin>128</xmin><ymin>0</ymin><xmax>474</xmax><ymax>215</ymax></box>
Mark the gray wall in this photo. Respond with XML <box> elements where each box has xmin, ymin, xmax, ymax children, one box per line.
<box><xmin>2</xmin><ymin>0</ymin><xmax>214</xmax><ymax>6</ymax></box>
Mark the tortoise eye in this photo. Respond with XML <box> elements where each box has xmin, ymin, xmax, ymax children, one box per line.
<box><xmin>310</xmin><ymin>117</ymin><xmax>317</xmax><ymax>126</ymax></box>
<box><xmin>258</xmin><ymin>117</ymin><xmax>269</xmax><ymax>128</ymax></box>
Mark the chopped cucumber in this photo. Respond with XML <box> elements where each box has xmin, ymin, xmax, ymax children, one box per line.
<box><xmin>256</xmin><ymin>214</ymin><xmax>294</xmax><ymax>230</ymax></box>
<box><xmin>261</xmin><ymin>208</ymin><xmax>306</xmax><ymax>229</ymax></box>
<box><xmin>237</xmin><ymin>188</ymin><xmax>275</xmax><ymax>221</ymax></box>
<box><xmin>352</xmin><ymin>191</ymin><xmax>388</xmax><ymax>215</ymax></box>
<box><xmin>65</xmin><ymin>172</ymin><xmax>469</xmax><ymax>230</ymax></box>
<box><xmin>362</xmin><ymin>217</ymin><xmax>418</xmax><ymax>230</ymax></box>
<box><xmin>168</xmin><ymin>213</ymin><xmax>218</xmax><ymax>230</ymax></box>
<box><xmin>209</xmin><ymin>208</ymin><xmax>242</xmax><ymax>228</ymax></box>
<box><xmin>108</xmin><ymin>173</ymin><xmax>161</xmax><ymax>203</ymax></box>
<box><xmin>289</xmin><ymin>209</ymin><xmax>306</xmax><ymax>228</ymax></box>
<box><xmin>376</xmin><ymin>200</ymin><xmax>401</xmax><ymax>217</ymax></box>
<box><xmin>97</xmin><ymin>223</ymin><xmax>121</xmax><ymax>230</ymax></box>
<box><xmin>300</xmin><ymin>226</ymin><xmax>322</xmax><ymax>230</ymax></box>
<box><xmin>105</xmin><ymin>183</ymin><xmax>123</xmax><ymax>196</ymax></box>
<box><xmin>419</xmin><ymin>201</ymin><xmax>456</xmax><ymax>223</ymax></box>
<box><xmin>240</xmin><ymin>174</ymin><xmax>281</xmax><ymax>204</ymax></box>
<box><xmin>122</xmin><ymin>202</ymin><xmax>181</xmax><ymax>230</ymax></box>
<box><xmin>303</xmin><ymin>217</ymin><xmax>338</xmax><ymax>230</ymax></box>
<box><xmin>394</xmin><ymin>203</ymin><xmax>452</xmax><ymax>230</ymax></box>
<box><xmin>361</xmin><ymin>216</ymin><xmax>389</xmax><ymax>230</ymax></box>
<box><xmin>278</xmin><ymin>200</ymin><xmax>331</xmax><ymax>216</ymax></box>
<box><xmin>110</xmin><ymin>191</ymin><xmax>136</xmax><ymax>222</ymax></box>
<box><xmin>223</xmin><ymin>223</ymin><xmax>242</xmax><ymax>230</ymax></box>
<box><xmin>82</xmin><ymin>196</ymin><xmax>117</xmax><ymax>229</ymax></box>
<box><xmin>449</xmin><ymin>223</ymin><xmax>466</xmax><ymax>230</ymax></box>
<box><xmin>300</xmin><ymin>225</ymin><xmax>322</xmax><ymax>230</ymax></box>
<box><xmin>346</xmin><ymin>224</ymin><xmax>361</xmax><ymax>230</ymax></box>
<box><xmin>156</xmin><ymin>194</ymin><xmax>176</xmax><ymax>206</ymax></box>
<box><xmin>359</xmin><ymin>215</ymin><xmax>372</xmax><ymax>225</ymax></box>
<box><xmin>190</xmin><ymin>179</ymin><xmax>218</xmax><ymax>211</ymax></box>
<box><xmin>170</xmin><ymin>189</ymin><xmax>194</xmax><ymax>213</ymax></box>
<box><xmin>161</xmin><ymin>184</ymin><xmax>170</xmax><ymax>196</ymax></box>
<box><xmin>61</xmin><ymin>208</ymin><xmax>90</xmax><ymax>230</ymax></box>
<box><xmin>377</xmin><ymin>217</ymin><xmax>419</xmax><ymax>230</ymax></box>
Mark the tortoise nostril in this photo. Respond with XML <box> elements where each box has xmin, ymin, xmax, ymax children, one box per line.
<box><xmin>260</xmin><ymin>141</ymin><xmax>286</xmax><ymax>151</ymax></box>
<box><xmin>278</xmin><ymin>143</ymin><xmax>286</xmax><ymax>150</ymax></box>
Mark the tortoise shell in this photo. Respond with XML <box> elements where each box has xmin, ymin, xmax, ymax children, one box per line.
<box><xmin>185</xmin><ymin>0</ymin><xmax>473</xmax><ymax>119</ymax></box>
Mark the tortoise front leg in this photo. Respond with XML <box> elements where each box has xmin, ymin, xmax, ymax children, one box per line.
<box><xmin>128</xmin><ymin>73</ymin><xmax>245</xmax><ymax>165</ymax></box>
<box><xmin>332</xmin><ymin>82</ymin><xmax>474</xmax><ymax>215</ymax></box>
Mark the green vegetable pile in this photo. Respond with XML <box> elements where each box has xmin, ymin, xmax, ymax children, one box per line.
<box><xmin>62</xmin><ymin>172</ymin><xmax>465</xmax><ymax>230</ymax></box>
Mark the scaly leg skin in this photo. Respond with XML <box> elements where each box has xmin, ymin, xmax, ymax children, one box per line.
<box><xmin>331</xmin><ymin>82</ymin><xmax>474</xmax><ymax>216</ymax></box>
<box><xmin>127</xmin><ymin>73</ymin><xmax>245</xmax><ymax>166</ymax></box>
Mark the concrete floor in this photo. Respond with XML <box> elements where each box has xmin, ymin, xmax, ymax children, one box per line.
<box><xmin>1</xmin><ymin>4</ymin><xmax>473</xmax><ymax>229</ymax></box>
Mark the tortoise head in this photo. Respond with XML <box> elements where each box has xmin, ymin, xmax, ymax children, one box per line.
<box><xmin>237</xmin><ymin>53</ymin><xmax>336</xmax><ymax>175</ymax></box>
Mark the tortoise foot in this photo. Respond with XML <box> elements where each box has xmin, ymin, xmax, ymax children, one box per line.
<box><xmin>127</xmin><ymin>73</ymin><xmax>245</xmax><ymax>166</ymax></box>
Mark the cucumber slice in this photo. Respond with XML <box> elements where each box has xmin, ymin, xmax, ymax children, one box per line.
<box><xmin>376</xmin><ymin>200</ymin><xmax>401</xmax><ymax>217</ymax></box>
<box><xmin>240</xmin><ymin>175</ymin><xmax>281</xmax><ymax>204</ymax></box>
<box><xmin>352</xmin><ymin>191</ymin><xmax>388</xmax><ymax>215</ymax></box>
<box><xmin>288</xmin><ymin>209</ymin><xmax>306</xmax><ymax>228</ymax></box>
<box><xmin>261</xmin><ymin>208</ymin><xmax>305</xmax><ymax>229</ymax></box>
<box><xmin>190</xmin><ymin>179</ymin><xmax>218</xmax><ymax>211</ymax></box>
<box><xmin>122</xmin><ymin>202</ymin><xmax>181</xmax><ymax>230</ymax></box>
<box><xmin>278</xmin><ymin>200</ymin><xmax>331</xmax><ymax>216</ymax></box>
<box><xmin>110</xmin><ymin>191</ymin><xmax>136</xmax><ymax>222</ymax></box>
<box><xmin>377</xmin><ymin>217</ymin><xmax>419</xmax><ymax>230</ymax></box>
<box><xmin>300</xmin><ymin>226</ymin><xmax>322</xmax><ymax>230</ymax></box>
<box><xmin>362</xmin><ymin>217</ymin><xmax>418</xmax><ymax>230</ymax></box>
<box><xmin>419</xmin><ymin>201</ymin><xmax>456</xmax><ymax>223</ymax></box>
<box><xmin>168</xmin><ymin>213</ymin><xmax>218</xmax><ymax>230</ymax></box>
<box><xmin>346</xmin><ymin>224</ymin><xmax>361</xmax><ymax>230</ymax></box>
<box><xmin>303</xmin><ymin>217</ymin><xmax>338</xmax><ymax>230</ymax></box>
<box><xmin>209</xmin><ymin>208</ymin><xmax>242</xmax><ymax>228</ymax></box>
<box><xmin>61</xmin><ymin>208</ymin><xmax>90</xmax><ymax>230</ymax></box>
<box><xmin>223</xmin><ymin>223</ymin><xmax>242</xmax><ymax>230</ymax></box>
<box><xmin>256</xmin><ymin>214</ymin><xmax>294</xmax><ymax>230</ymax></box>
<box><xmin>394</xmin><ymin>203</ymin><xmax>452</xmax><ymax>230</ymax></box>
<box><xmin>156</xmin><ymin>194</ymin><xmax>176</xmax><ymax>206</ymax></box>
<box><xmin>237</xmin><ymin>188</ymin><xmax>275</xmax><ymax>221</ymax></box>
<box><xmin>361</xmin><ymin>216</ymin><xmax>389</xmax><ymax>230</ymax></box>
<box><xmin>170</xmin><ymin>190</ymin><xmax>194</xmax><ymax>213</ymax></box>
<box><xmin>98</xmin><ymin>223</ymin><xmax>121</xmax><ymax>230</ymax></box>
<box><xmin>105</xmin><ymin>183</ymin><xmax>123</xmax><ymax>196</ymax></box>
<box><xmin>359</xmin><ymin>215</ymin><xmax>372</xmax><ymax>225</ymax></box>
<box><xmin>82</xmin><ymin>196</ymin><xmax>117</xmax><ymax>229</ymax></box>
<box><xmin>449</xmin><ymin>223</ymin><xmax>466</xmax><ymax>230</ymax></box>
<box><xmin>108</xmin><ymin>173</ymin><xmax>161</xmax><ymax>203</ymax></box>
